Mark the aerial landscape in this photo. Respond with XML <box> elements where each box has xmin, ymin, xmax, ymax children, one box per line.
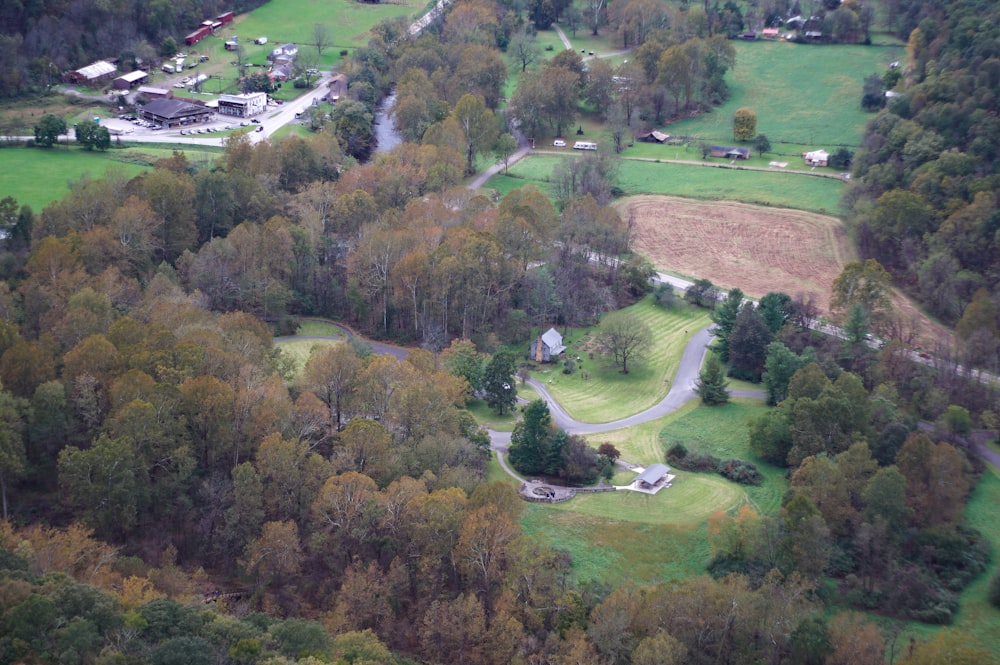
<box><xmin>1</xmin><ymin>0</ymin><xmax>1000</xmax><ymax>662</ymax></box>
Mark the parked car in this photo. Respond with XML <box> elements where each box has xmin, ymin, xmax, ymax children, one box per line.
<box><xmin>553</xmin><ymin>139</ymin><xmax>566</xmax><ymax>147</ymax></box>
<box><xmin>256</xmin><ymin>125</ymin><xmax>264</xmax><ymax>132</ymax></box>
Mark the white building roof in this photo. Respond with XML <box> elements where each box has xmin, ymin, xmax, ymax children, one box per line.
<box><xmin>541</xmin><ymin>328</ymin><xmax>566</xmax><ymax>355</ymax></box>
<box><xmin>75</xmin><ymin>60</ymin><xmax>117</xmax><ymax>79</ymax></box>
<box><xmin>116</xmin><ymin>70</ymin><xmax>148</xmax><ymax>83</ymax></box>
<box><xmin>805</xmin><ymin>149</ymin><xmax>829</xmax><ymax>160</ymax></box>
<box><xmin>219</xmin><ymin>92</ymin><xmax>266</xmax><ymax>105</ymax></box>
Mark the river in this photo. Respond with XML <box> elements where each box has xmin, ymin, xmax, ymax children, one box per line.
<box><xmin>373</xmin><ymin>91</ymin><xmax>402</xmax><ymax>154</ymax></box>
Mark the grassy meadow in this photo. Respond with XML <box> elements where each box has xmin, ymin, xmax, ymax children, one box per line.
<box><xmin>273</xmin><ymin>320</ymin><xmax>349</xmax><ymax>374</ymax></box>
<box><xmin>530</xmin><ymin>297</ymin><xmax>711</xmax><ymax>423</ymax></box>
<box><xmin>521</xmin><ymin>399</ymin><xmax>777</xmax><ymax>585</ymax></box>
<box><xmin>491</xmin><ymin>155</ymin><xmax>846</xmax><ymax>213</ymax></box>
<box><xmin>0</xmin><ymin>145</ymin><xmax>150</xmax><ymax>212</ymax></box>
<box><xmin>653</xmin><ymin>40</ymin><xmax>905</xmax><ymax>149</ymax></box>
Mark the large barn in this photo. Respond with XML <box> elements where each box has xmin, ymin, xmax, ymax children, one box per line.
<box><xmin>65</xmin><ymin>60</ymin><xmax>117</xmax><ymax>86</ymax></box>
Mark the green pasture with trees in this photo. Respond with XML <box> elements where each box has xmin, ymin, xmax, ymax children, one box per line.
<box><xmin>531</xmin><ymin>297</ymin><xmax>710</xmax><ymax>423</ymax></box>
<box><xmin>659</xmin><ymin>40</ymin><xmax>904</xmax><ymax>149</ymax></box>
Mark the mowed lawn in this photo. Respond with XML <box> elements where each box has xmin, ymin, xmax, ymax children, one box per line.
<box><xmin>531</xmin><ymin>297</ymin><xmax>711</xmax><ymax>423</ymax></box>
<box><xmin>0</xmin><ymin>146</ymin><xmax>150</xmax><ymax>212</ymax></box>
<box><xmin>521</xmin><ymin>506</ymin><xmax>713</xmax><ymax>585</ymax></box>
<box><xmin>664</xmin><ymin>40</ymin><xmax>905</xmax><ymax>148</ymax></box>
<box><xmin>492</xmin><ymin>155</ymin><xmax>845</xmax><ymax>214</ymax></box>
<box><xmin>227</xmin><ymin>0</ymin><xmax>419</xmax><ymax>65</ymax></box>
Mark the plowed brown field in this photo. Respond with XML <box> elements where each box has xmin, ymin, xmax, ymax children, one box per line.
<box><xmin>618</xmin><ymin>195</ymin><xmax>951</xmax><ymax>346</ymax></box>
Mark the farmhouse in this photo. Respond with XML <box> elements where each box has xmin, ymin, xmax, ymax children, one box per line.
<box><xmin>269</xmin><ymin>43</ymin><xmax>299</xmax><ymax>64</ymax></box>
<box><xmin>65</xmin><ymin>60</ymin><xmax>117</xmax><ymax>86</ymax></box>
<box><xmin>803</xmin><ymin>149</ymin><xmax>829</xmax><ymax>166</ymax></box>
<box><xmin>710</xmin><ymin>146</ymin><xmax>751</xmax><ymax>159</ymax></box>
<box><xmin>530</xmin><ymin>328</ymin><xmax>566</xmax><ymax>363</ymax></box>
<box><xmin>633</xmin><ymin>463</ymin><xmax>674</xmax><ymax>493</ymax></box>
<box><xmin>218</xmin><ymin>92</ymin><xmax>267</xmax><ymax>117</ymax></box>
<box><xmin>762</xmin><ymin>27</ymin><xmax>780</xmax><ymax>40</ymax></box>
<box><xmin>140</xmin><ymin>98</ymin><xmax>212</xmax><ymax>127</ymax></box>
<box><xmin>112</xmin><ymin>70</ymin><xmax>148</xmax><ymax>90</ymax></box>
<box><xmin>637</xmin><ymin>130</ymin><xmax>669</xmax><ymax>143</ymax></box>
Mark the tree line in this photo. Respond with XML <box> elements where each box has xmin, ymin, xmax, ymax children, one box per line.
<box><xmin>847</xmin><ymin>0</ymin><xmax>1000</xmax><ymax>377</ymax></box>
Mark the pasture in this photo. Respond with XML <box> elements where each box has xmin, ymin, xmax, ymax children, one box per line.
<box><xmin>0</xmin><ymin>146</ymin><xmax>151</xmax><ymax>212</ymax></box>
<box><xmin>530</xmin><ymin>297</ymin><xmax>711</xmax><ymax>423</ymax></box>
<box><xmin>491</xmin><ymin>155</ymin><xmax>846</xmax><ymax>213</ymax></box>
<box><xmin>663</xmin><ymin>40</ymin><xmax>905</xmax><ymax>149</ymax></box>
<box><xmin>521</xmin><ymin>400</ymin><xmax>778</xmax><ymax>585</ymax></box>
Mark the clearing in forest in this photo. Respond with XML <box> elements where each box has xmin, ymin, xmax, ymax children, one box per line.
<box><xmin>620</xmin><ymin>195</ymin><xmax>851</xmax><ymax>314</ymax></box>
<box><xmin>619</xmin><ymin>195</ymin><xmax>953</xmax><ymax>346</ymax></box>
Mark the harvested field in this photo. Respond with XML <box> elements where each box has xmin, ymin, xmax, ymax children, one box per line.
<box><xmin>620</xmin><ymin>195</ymin><xmax>952</xmax><ymax>346</ymax></box>
<box><xmin>621</xmin><ymin>195</ymin><xmax>850</xmax><ymax>312</ymax></box>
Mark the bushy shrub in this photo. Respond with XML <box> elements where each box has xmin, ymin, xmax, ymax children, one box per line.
<box><xmin>563</xmin><ymin>359</ymin><xmax>575</xmax><ymax>374</ymax></box>
<box><xmin>717</xmin><ymin>458</ymin><xmax>763</xmax><ymax>485</ymax></box>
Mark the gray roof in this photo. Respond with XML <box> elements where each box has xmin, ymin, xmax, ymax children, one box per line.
<box><xmin>142</xmin><ymin>98</ymin><xmax>210</xmax><ymax>119</ymax></box>
<box><xmin>636</xmin><ymin>463</ymin><xmax>670</xmax><ymax>485</ymax></box>
<box><xmin>541</xmin><ymin>328</ymin><xmax>566</xmax><ymax>355</ymax></box>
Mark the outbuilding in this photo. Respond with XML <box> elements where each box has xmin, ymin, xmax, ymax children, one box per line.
<box><xmin>65</xmin><ymin>60</ymin><xmax>117</xmax><ymax>86</ymax></box>
<box><xmin>637</xmin><ymin>130</ymin><xmax>669</xmax><ymax>143</ymax></box>
<box><xmin>634</xmin><ymin>463</ymin><xmax>674</xmax><ymax>492</ymax></box>
<box><xmin>136</xmin><ymin>86</ymin><xmax>173</xmax><ymax>100</ymax></box>
<box><xmin>140</xmin><ymin>97</ymin><xmax>212</xmax><ymax>127</ymax></box>
<box><xmin>803</xmin><ymin>149</ymin><xmax>829</xmax><ymax>166</ymax></box>
<box><xmin>710</xmin><ymin>146</ymin><xmax>750</xmax><ymax>159</ymax></box>
<box><xmin>113</xmin><ymin>70</ymin><xmax>148</xmax><ymax>90</ymax></box>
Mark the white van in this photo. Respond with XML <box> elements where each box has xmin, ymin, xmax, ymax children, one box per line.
<box><xmin>553</xmin><ymin>139</ymin><xmax>566</xmax><ymax>147</ymax></box>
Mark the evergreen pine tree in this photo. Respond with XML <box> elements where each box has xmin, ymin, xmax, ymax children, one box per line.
<box><xmin>696</xmin><ymin>355</ymin><xmax>730</xmax><ymax>406</ymax></box>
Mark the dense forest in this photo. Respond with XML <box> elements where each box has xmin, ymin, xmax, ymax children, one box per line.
<box><xmin>1</xmin><ymin>0</ymin><xmax>999</xmax><ymax>662</ymax></box>
<box><xmin>848</xmin><ymin>0</ymin><xmax>1000</xmax><ymax>376</ymax></box>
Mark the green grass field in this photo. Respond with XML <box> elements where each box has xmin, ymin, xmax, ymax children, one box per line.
<box><xmin>949</xmin><ymin>469</ymin><xmax>1000</xmax><ymax>657</ymax></box>
<box><xmin>663</xmin><ymin>41</ymin><xmax>905</xmax><ymax>149</ymax></box>
<box><xmin>491</xmin><ymin>155</ymin><xmax>846</xmax><ymax>213</ymax></box>
<box><xmin>531</xmin><ymin>298</ymin><xmax>710</xmax><ymax>423</ymax></box>
<box><xmin>0</xmin><ymin>145</ymin><xmax>152</xmax><ymax>212</ymax></box>
<box><xmin>273</xmin><ymin>320</ymin><xmax>348</xmax><ymax>374</ymax></box>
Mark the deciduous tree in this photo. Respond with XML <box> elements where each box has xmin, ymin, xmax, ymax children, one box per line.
<box><xmin>598</xmin><ymin>314</ymin><xmax>651</xmax><ymax>374</ymax></box>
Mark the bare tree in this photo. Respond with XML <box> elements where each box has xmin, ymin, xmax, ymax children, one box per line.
<box><xmin>509</xmin><ymin>29</ymin><xmax>541</xmax><ymax>73</ymax></box>
<box><xmin>598</xmin><ymin>314</ymin><xmax>652</xmax><ymax>374</ymax></box>
<box><xmin>313</xmin><ymin>23</ymin><xmax>331</xmax><ymax>57</ymax></box>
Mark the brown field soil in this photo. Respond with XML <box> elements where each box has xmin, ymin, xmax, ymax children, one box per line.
<box><xmin>619</xmin><ymin>195</ymin><xmax>952</xmax><ymax>347</ymax></box>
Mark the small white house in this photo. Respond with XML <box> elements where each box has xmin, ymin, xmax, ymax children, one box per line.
<box><xmin>803</xmin><ymin>149</ymin><xmax>829</xmax><ymax>167</ymax></box>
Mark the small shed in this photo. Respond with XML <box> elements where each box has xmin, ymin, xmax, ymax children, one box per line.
<box><xmin>710</xmin><ymin>146</ymin><xmax>750</xmax><ymax>159</ymax></box>
<box><xmin>803</xmin><ymin>149</ymin><xmax>829</xmax><ymax>166</ymax></box>
<box><xmin>634</xmin><ymin>463</ymin><xmax>674</xmax><ymax>491</ymax></box>
<box><xmin>530</xmin><ymin>328</ymin><xmax>566</xmax><ymax>363</ymax></box>
<box><xmin>637</xmin><ymin>130</ymin><xmax>669</xmax><ymax>143</ymax></box>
